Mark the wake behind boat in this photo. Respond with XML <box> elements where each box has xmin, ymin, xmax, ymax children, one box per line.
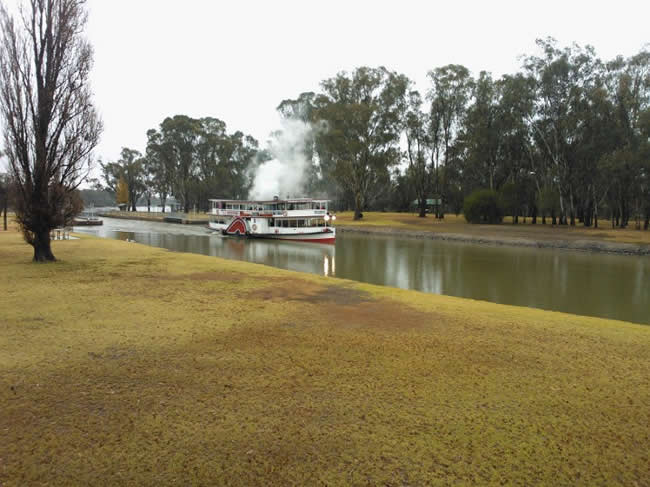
<box><xmin>208</xmin><ymin>197</ymin><xmax>336</xmax><ymax>243</ymax></box>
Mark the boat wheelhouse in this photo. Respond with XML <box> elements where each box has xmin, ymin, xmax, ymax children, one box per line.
<box><xmin>208</xmin><ymin>198</ymin><xmax>336</xmax><ymax>243</ymax></box>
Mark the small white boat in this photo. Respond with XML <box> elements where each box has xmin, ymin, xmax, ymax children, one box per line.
<box><xmin>208</xmin><ymin>197</ymin><xmax>336</xmax><ymax>243</ymax></box>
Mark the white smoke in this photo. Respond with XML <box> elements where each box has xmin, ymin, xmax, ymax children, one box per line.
<box><xmin>249</xmin><ymin>119</ymin><xmax>314</xmax><ymax>200</ymax></box>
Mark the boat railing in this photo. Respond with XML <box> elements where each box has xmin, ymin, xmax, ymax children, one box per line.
<box><xmin>212</xmin><ymin>209</ymin><xmax>328</xmax><ymax>217</ymax></box>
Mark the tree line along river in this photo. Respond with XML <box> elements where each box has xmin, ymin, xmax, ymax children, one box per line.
<box><xmin>75</xmin><ymin>217</ymin><xmax>650</xmax><ymax>325</ymax></box>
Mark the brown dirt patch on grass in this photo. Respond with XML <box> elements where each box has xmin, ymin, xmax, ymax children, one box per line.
<box><xmin>325</xmin><ymin>300</ymin><xmax>438</xmax><ymax>332</ymax></box>
<box><xmin>245</xmin><ymin>279</ymin><xmax>373</xmax><ymax>307</ymax></box>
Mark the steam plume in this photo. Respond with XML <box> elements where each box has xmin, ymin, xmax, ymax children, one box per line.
<box><xmin>249</xmin><ymin>119</ymin><xmax>314</xmax><ymax>200</ymax></box>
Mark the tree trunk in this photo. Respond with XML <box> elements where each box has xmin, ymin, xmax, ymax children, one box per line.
<box><xmin>644</xmin><ymin>214</ymin><xmax>649</xmax><ymax>231</ymax></box>
<box><xmin>353</xmin><ymin>191</ymin><xmax>363</xmax><ymax>221</ymax></box>
<box><xmin>184</xmin><ymin>191</ymin><xmax>190</xmax><ymax>213</ymax></box>
<box><xmin>33</xmin><ymin>229</ymin><xmax>56</xmax><ymax>262</ymax></box>
<box><xmin>161</xmin><ymin>194</ymin><xmax>167</xmax><ymax>213</ymax></box>
<box><xmin>418</xmin><ymin>198</ymin><xmax>426</xmax><ymax>218</ymax></box>
<box><xmin>583</xmin><ymin>202</ymin><xmax>592</xmax><ymax>227</ymax></box>
<box><xmin>619</xmin><ymin>201</ymin><xmax>625</xmax><ymax>228</ymax></box>
<box><xmin>531</xmin><ymin>205</ymin><xmax>537</xmax><ymax>225</ymax></box>
<box><xmin>2</xmin><ymin>200</ymin><xmax>6</xmax><ymax>231</ymax></box>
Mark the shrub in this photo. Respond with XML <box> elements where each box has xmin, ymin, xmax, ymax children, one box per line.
<box><xmin>463</xmin><ymin>189</ymin><xmax>503</xmax><ymax>224</ymax></box>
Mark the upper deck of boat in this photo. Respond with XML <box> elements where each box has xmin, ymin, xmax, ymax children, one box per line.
<box><xmin>209</xmin><ymin>198</ymin><xmax>330</xmax><ymax>213</ymax></box>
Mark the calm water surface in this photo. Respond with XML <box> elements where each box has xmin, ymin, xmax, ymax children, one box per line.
<box><xmin>76</xmin><ymin>217</ymin><xmax>650</xmax><ymax>325</ymax></box>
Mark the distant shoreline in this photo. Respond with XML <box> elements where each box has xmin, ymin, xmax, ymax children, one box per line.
<box><xmin>97</xmin><ymin>212</ymin><xmax>208</xmax><ymax>225</ymax></box>
<box><xmin>337</xmin><ymin>225</ymin><xmax>650</xmax><ymax>256</ymax></box>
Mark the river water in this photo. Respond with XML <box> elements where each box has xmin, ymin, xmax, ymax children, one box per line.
<box><xmin>75</xmin><ymin>217</ymin><xmax>650</xmax><ymax>325</ymax></box>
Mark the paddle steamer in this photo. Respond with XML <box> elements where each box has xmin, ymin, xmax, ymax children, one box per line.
<box><xmin>208</xmin><ymin>197</ymin><xmax>336</xmax><ymax>243</ymax></box>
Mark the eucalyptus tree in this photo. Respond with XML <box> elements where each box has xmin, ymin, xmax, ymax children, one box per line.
<box><xmin>145</xmin><ymin>129</ymin><xmax>174</xmax><ymax>212</ymax></box>
<box><xmin>314</xmin><ymin>67</ymin><xmax>409</xmax><ymax>219</ymax></box>
<box><xmin>99</xmin><ymin>148</ymin><xmax>146</xmax><ymax>211</ymax></box>
<box><xmin>146</xmin><ymin>116</ymin><xmax>259</xmax><ymax>212</ymax></box>
<box><xmin>404</xmin><ymin>90</ymin><xmax>433</xmax><ymax>217</ymax></box>
<box><xmin>603</xmin><ymin>49</ymin><xmax>650</xmax><ymax>227</ymax></box>
<box><xmin>0</xmin><ymin>0</ymin><xmax>102</xmax><ymax>261</ymax></box>
<box><xmin>640</xmin><ymin>107</ymin><xmax>650</xmax><ymax>229</ymax></box>
<box><xmin>573</xmin><ymin>77</ymin><xmax>619</xmax><ymax>227</ymax></box>
<box><xmin>525</xmin><ymin>38</ymin><xmax>602</xmax><ymax>225</ymax></box>
<box><xmin>195</xmin><ymin>117</ymin><xmax>259</xmax><ymax>207</ymax></box>
<box><xmin>460</xmin><ymin>71</ymin><xmax>501</xmax><ymax>192</ymax></box>
<box><xmin>427</xmin><ymin>64</ymin><xmax>473</xmax><ymax>218</ymax></box>
<box><xmin>498</xmin><ymin>74</ymin><xmax>537</xmax><ymax>222</ymax></box>
<box><xmin>277</xmin><ymin>92</ymin><xmax>317</xmax><ymax>122</ymax></box>
<box><xmin>158</xmin><ymin>115</ymin><xmax>200</xmax><ymax>213</ymax></box>
<box><xmin>194</xmin><ymin>117</ymin><xmax>228</xmax><ymax>208</ymax></box>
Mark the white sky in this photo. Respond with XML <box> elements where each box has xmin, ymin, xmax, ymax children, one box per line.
<box><xmin>2</xmin><ymin>0</ymin><xmax>649</xmax><ymax>175</ymax></box>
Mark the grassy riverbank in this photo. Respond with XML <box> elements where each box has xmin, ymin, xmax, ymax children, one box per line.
<box><xmin>1</xmin><ymin>228</ymin><xmax>649</xmax><ymax>485</ymax></box>
<box><xmin>335</xmin><ymin>212</ymin><xmax>650</xmax><ymax>250</ymax></box>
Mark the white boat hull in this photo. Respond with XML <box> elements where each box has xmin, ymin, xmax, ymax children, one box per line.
<box><xmin>208</xmin><ymin>221</ymin><xmax>335</xmax><ymax>244</ymax></box>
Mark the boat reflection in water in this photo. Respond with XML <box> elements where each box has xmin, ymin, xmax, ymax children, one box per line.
<box><xmin>88</xmin><ymin>222</ymin><xmax>336</xmax><ymax>277</ymax></box>
<box><xmin>209</xmin><ymin>233</ymin><xmax>336</xmax><ymax>277</ymax></box>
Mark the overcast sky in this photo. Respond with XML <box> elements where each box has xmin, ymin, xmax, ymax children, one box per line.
<box><xmin>2</xmin><ymin>0</ymin><xmax>650</xmax><ymax>172</ymax></box>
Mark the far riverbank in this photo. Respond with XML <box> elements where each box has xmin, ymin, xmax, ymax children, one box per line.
<box><xmin>335</xmin><ymin>212</ymin><xmax>650</xmax><ymax>256</ymax></box>
<box><xmin>337</xmin><ymin>225</ymin><xmax>650</xmax><ymax>256</ymax></box>
<box><xmin>97</xmin><ymin>211</ymin><xmax>208</xmax><ymax>225</ymax></box>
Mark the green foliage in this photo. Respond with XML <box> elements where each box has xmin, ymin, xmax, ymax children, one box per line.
<box><xmin>145</xmin><ymin>116</ymin><xmax>259</xmax><ymax>212</ymax></box>
<box><xmin>107</xmin><ymin>43</ymin><xmax>649</xmax><ymax>226</ymax></box>
<box><xmin>314</xmin><ymin>66</ymin><xmax>409</xmax><ymax>219</ymax></box>
<box><xmin>537</xmin><ymin>185</ymin><xmax>560</xmax><ymax>215</ymax></box>
<box><xmin>499</xmin><ymin>182</ymin><xmax>521</xmax><ymax>217</ymax></box>
<box><xmin>463</xmin><ymin>189</ymin><xmax>503</xmax><ymax>224</ymax></box>
<box><xmin>98</xmin><ymin>148</ymin><xmax>146</xmax><ymax>211</ymax></box>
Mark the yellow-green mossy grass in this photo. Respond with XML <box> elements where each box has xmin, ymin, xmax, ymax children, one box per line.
<box><xmin>1</xmin><ymin>227</ymin><xmax>649</xmax><ymax>485</ymax></box>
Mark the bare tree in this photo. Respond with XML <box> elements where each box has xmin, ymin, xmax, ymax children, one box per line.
<box><xmin>0</xmin><ymin>171</ymin><xmax>9</xmax><ymax>230</ymax></box>
<box><xmin>0</xmin><ymin>0</ymin><xmax>102</xmax><ymax>261</ymax></box>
